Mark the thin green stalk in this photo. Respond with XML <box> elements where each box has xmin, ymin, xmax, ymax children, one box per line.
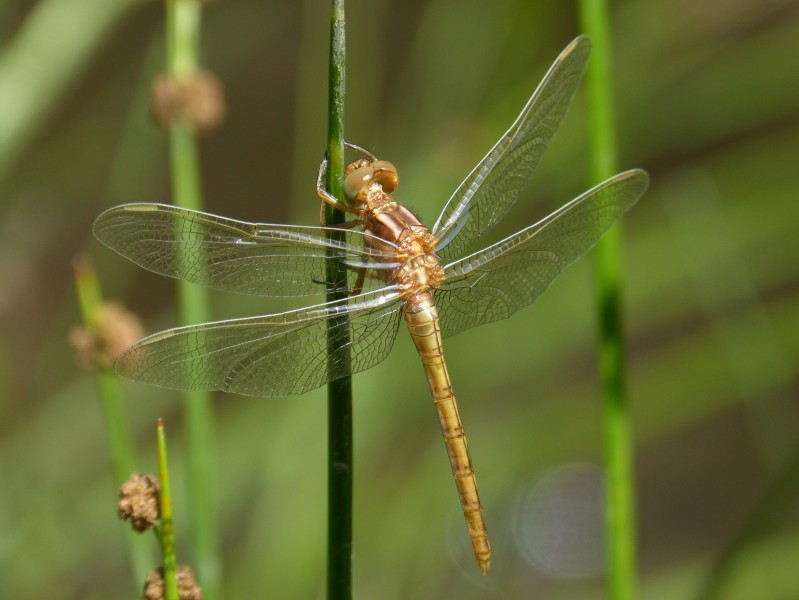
<box><xmin>157</xmin><ymin>419</ymin><xmax>180</xmax><ymax>600</ymax></box>
<box><xmin>73</xmin><ymin>256</ymin><xmax>137</xmax><ymax>481</ymax></box>
<box><xmin>324</xmin><ymin>1</ymin><xmax>353</xmax><ymax>598</ymax></box>
<box><xmin>576</xmin><ymin>3</ymin><xmax>638</xmax><ymax>599</ymax></box>
<box><xmin>73</xmin><ymin>256</ymin><xmax>153</xmax><ymax>584</ymax></box>
<box><xmin>164</xmin><ymin>1</ymin><xmax>219</xmax><ymax>597</ymax></box>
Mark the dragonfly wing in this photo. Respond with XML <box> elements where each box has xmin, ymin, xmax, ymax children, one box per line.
<box><xmin>432</xmin><ymin>36</ymin><xmax>591</xmax><ymax>262</ymax></box>
<box><xmin>435</xmin><ymin>170</ymin><xmax>649</xmax><ymax>338</ymax></box>
<box><xmin>116</xmin><ymin>288</ymin><xmax>405</xmax><ymax>397</ymax></box>
<box><xmin>93</xmin><ymin>203</ymin><xmax>397</xmax><ymax>297</ymax></box>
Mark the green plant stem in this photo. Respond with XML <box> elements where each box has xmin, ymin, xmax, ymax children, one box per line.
<box><xmin>157</xmin><ymin>419</ymin><xmax>180</xmax><ymax>600</ymax></box>
<box><xmin>324</xmin><ymin>1</ymin><xmax>353</xmax><ymax>598</ymax></box>
<box><xmin>73</xmin><ymin>256</ymin><xmax>137</xmax><ymax>482</ymax></box>
<box><xmin>73</xmin><ymin>256</ymin><xmax>152</xmax><ymax>584</ymax></box>
<box><xmin>165</xmin><ymin>1</ymin><xmax>219</xmax><ymax>597</ymax></box>
<box><xmin>576</xmin><ymin>3</ymin><xmax>638</xmax><ymax>600</ymax></box>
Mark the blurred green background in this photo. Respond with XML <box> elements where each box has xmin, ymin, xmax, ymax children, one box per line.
<box><xmin>1</xmin><ymin>0</ymin><xmax>798</xmax><ymax>598</ymax></box>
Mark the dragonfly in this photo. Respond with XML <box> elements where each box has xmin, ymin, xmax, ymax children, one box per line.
<box><xmin>93</xmin><ymin>35</ymin><xmax>648</xmax><ymax>574</ymax></box>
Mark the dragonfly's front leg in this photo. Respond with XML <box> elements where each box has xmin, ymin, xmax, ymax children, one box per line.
<box><xmin>317</xmin><ymin>154</ymin><xmax>359</xmax><ymax>220</ymax></box>
<box><xmin>344</xmin><ymin>141</ymin><xmax>377</xmax><ymax>161</ymax></box>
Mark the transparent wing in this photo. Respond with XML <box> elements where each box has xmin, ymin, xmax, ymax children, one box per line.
<box><xmin>432</xmin><ymin>36</ymin><xmax>591</xmax><ymax>262</ymax></box>
<box><xmin>93</xmin><ymin>203</ymin><xmax>398</xmax><ymax>297</ymax></box>
<box><xmin>116</xmin><ymin>288</ymin><xmax>405</xmax><ymax>397</ymax></box>
<box><xmin>435</xmin><ymin>170</ymin><xmax>648</xmax><ymax>338</ymax></box>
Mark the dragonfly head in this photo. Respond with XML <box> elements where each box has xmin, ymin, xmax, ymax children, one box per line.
<box><xmin>343</xmin><ymin>159</ymin><xmax>399</xmax><ymax>206</ymax></box>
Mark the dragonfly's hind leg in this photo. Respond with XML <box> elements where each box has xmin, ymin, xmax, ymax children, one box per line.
<box><xmin>346</xmin><ymin>265</ymin><xmax>383</xmax><ymax>297</ymax></box>
<box><xmin>311</xmin><ymin>263</ymin><xmax>376</xmax><ymax>297</ymax></box>
<box><xmin>351</xmin><ymin>266</ymin><xmax>368</xmax><ymax>297</ymax></box>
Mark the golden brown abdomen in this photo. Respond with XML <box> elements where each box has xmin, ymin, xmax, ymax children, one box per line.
<box><xmin>403</xmin><ymin>291</ymin><xmax>491</xmax><ymax>573</ymax></box>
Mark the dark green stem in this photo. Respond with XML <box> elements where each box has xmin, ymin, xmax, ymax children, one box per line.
<box><xmin>577</xmin><ymin>3</ymin><xmax>638</xmax><ymax>599</ymax></box>
<box><xmin>324</xmin><ymin>1</ymin><xmax>352</xmax><ymax>598</ymax></box>
<box><xmin>165</xmin><ymin>0</ymin><xmax>219</xmax><ymax>597</ymax></box>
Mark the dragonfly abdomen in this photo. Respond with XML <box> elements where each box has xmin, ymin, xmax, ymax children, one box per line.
<box><xmin>403</xmin><ymin>292</ymin><xmax>491</xmax><ymax>573</ymax></box>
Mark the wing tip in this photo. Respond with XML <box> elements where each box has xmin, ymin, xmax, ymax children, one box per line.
<box><xmin>563</xmin><ymin>34</ymin><xmax>592</xmax><ymax>62</ymax></box>
<box><xmin>618</xmin><ymin>168</ymin><xmax>651</xmax><ymax>195</ymax></box>
<box><xmin>569</xmin><ymin>33</ymin><xmax>591</xmax><ymax>51</ymax></box>
<box><xmin>92</xmin><ymin>203</ymin><xmax>165</xmax><ymax>242</ymax></box>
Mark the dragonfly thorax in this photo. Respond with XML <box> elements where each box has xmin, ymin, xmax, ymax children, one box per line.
<box><xmin>393</xmin><ymin>228</ymin><xmax>444</xmax><ymax>299</ymax></box>
<box><xmin>353</xmin><ymin>183</ymin><xmax>444</xmax><ymax>299</ymax></box>
<box><xmin>395</xmin><ymin>252</ymin><xmax>444</xmax><ymax>299</ymax></box>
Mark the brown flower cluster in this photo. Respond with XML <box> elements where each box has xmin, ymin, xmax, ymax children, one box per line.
<box><xmin>118</xmin><ymin>473</ymin><xmax>160</xmax><ymax>532</ymax></box>
<box><xmin>151</xmin><ymin>70</ymin><xmax>226</xmax><ymax>134</ymax></box>
<box><xmin>143</xmin><ymin>565</ymin><xmax>202</xmax><ymax>600</ymax></box>
<box><xmin>69</xmin><ymin>300</ymin><xmax>143</xmax><ymax>371</ymax></box>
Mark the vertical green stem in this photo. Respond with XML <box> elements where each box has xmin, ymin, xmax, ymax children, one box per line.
<box><xmin>157</xmin><ymin>419</ymin><xmax>180</xmax><ymax>600</ymax></box>
<box><xmin>324</xmin><ymin>1</ymin><xmax>352</xmax><ymax>598</ymax></box>
<box><xmin>73</xmin><ymin>256</ymin><xmax>153</xmax><ymax>584</ymax></box>
<box><xmin>164</xmin><ymin>1</ymin><xmax>219</xmax><ymax>597</ymax></box>
<box><xmin>576</xmin><ymin>4</ymin><xmax>638</xmax><ymax>599</ymax></box>
<box><xmin>73</xmin><ymin>256</ymin><xmax>138</xmax><ymax>484</ymax></box>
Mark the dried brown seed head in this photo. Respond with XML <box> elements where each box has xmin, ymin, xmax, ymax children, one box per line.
<box><xmin>151</xmin><ymin>70</ymin><xmax>226</xmax><ymax>134</ymax></box>
<box><xmin>143</xmin><ymin>565</ymin><xmax>202</xmax><ymax>600</ymax></box>
<box><xmin>118</xmin><ymin>473</ymin><xmax>160</xmax><ymax>532</ymax></box>
<box><xmin>69</xmin><ymin>300</ymin><xmax>144</xmax><ymax>371</ymax></box>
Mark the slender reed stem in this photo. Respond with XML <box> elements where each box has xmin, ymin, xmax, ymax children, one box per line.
<box><xmin>73</xmin><ymin>256</ymin><xmax>138</xmax><ymax>483</ymax></box>
<box><xmin>164</xmin><ymin>1</ymin><xmax>219</xmax><ymax>597</ymax></box>
<box><xmin>324</xmin><ymin>2</ymin><xmax>353</xmax><ymax>598</ymax></box>
<box><xmin>72</xmin><ymin>256</ymin><xmax>152</xmax><ymax>584</ymax></box>
<box><xmin>576</xmin><ymin>4</ymin><xmax>638</xmax><ymax>599</ymax></box>
<box><xmin>157</xmin><ymin>419</ymin><xmax>180</xmax><ymax>600</ymax></box>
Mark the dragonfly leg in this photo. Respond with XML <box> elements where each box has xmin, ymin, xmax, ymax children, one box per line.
<box><xmin>345</xmin><ymin>265</ymin><xmax>382</xmax><ymax>297</ymax></box>
<box><xmin>317</xmin><ymin>154</ymin><xmax>359</xmax><ymax>217</ymax></box>
<box><xmin>318</xmin><ymin>206</ymin><xmax>362</xmax><ymax>229</ymax></box>
<box><xmin>350</xmin><ymin>266</ymin><xmax>386</xmax><ymax>296</ymax></box>
<box><xmin>351</xmin><ymin>266</ymin><xmax>367</xmax><ymax>296</ymax></box>
<box><xmin>316</xmin><ymin>142</ymin><xmax>378</xmax><ymax>219</ymax></box>
<box><xmin>310</xmin><ymin>262</ymin><xmax>372</xmax><ymax>296</ymax></box>
<box><xmin>344</xmin><ymin>141</ymin><xmax>377</xmax><ymax>161</ymax></box>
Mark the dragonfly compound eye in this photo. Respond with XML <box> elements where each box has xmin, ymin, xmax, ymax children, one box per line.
<box><xmin>344</xmin><ymin>164</ymin><xmax>374</xmax><ymax>202</ymax></box>
<box><xmin>371</xmin><ymin>160</ymin><xmax>399</xmax><ymax>193</ymax></box>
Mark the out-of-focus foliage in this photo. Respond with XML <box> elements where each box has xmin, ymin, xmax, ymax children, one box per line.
<box><xmin>1</xmin><ymin>0</ymin><xmax>797</xmax><ymax>598</ymax></box>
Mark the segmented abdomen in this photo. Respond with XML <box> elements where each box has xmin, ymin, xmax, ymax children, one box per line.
<box><xmin>402</xmin><ymin>291</ymin><xmax>491</xmax><ymax>573</ymax></box>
